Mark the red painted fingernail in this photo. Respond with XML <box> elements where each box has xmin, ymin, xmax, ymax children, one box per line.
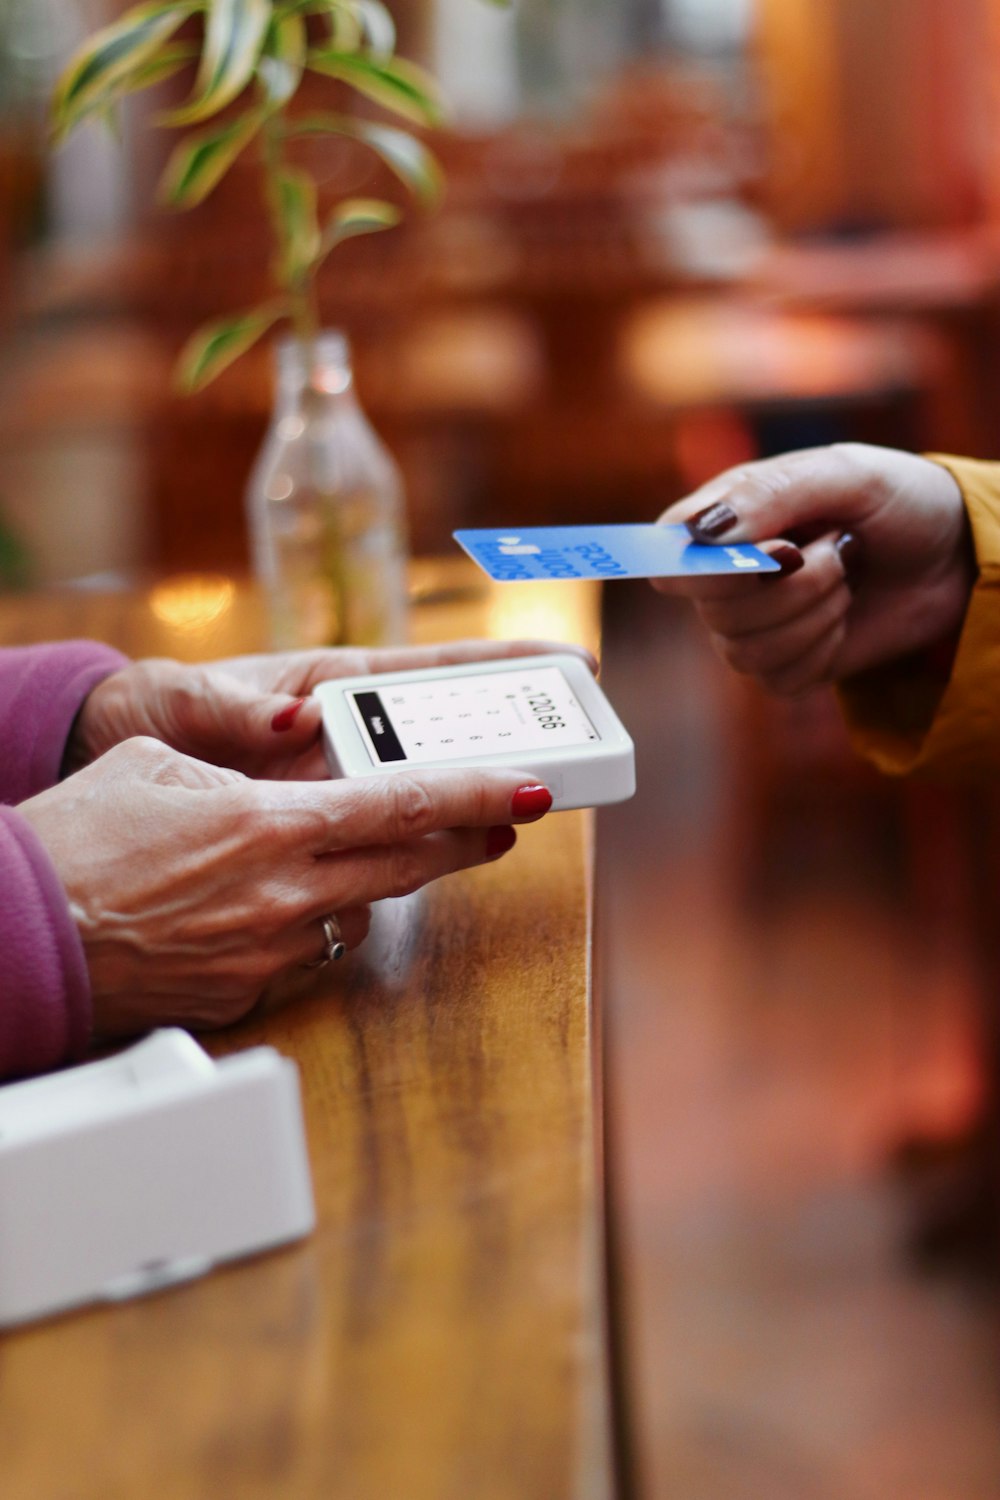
<box><xmin>486</xmin><ymin>825</ymin><xmax>517</xmax><ymax>859</ymax></box>
<box><xmin>770</xmin><ymin>543</ymin><xmax>805</xmax><ymax>577</ymax></box>
<box><xmin>686</xmin><ymin>502</ymin><xmax>739</xmax><ymax>541</ymax></box>
<box><xmin>511</xmin><ymin>785</ymin><xmax>553</xmax><ymax>819</ymax></box>
<box><xmin>271</xmin><ymin>697</ymin><xmax>307</xmax><ymax>732</ymax></box>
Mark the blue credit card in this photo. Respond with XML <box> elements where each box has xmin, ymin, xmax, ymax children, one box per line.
<box><xmin>453</xmin><ymin>524</ymin><xmax>780</xmax><ymax>583</ymax></box>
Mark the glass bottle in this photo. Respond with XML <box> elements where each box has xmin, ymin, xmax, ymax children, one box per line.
<box><xmin>246</xmin><ymin>331</ymin><xmax>409</xmax><ymax>649</ymax></box>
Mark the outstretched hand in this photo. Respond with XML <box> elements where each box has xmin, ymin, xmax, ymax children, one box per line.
<box><xmin>653</xmin><ymin>444</ymin><xmax>973</xmax><ymax>695</ymax></box>
<box><xmin>66</xmin><ymin>638</ymin><xmax>598</xmax><ymax>780</ymax></box>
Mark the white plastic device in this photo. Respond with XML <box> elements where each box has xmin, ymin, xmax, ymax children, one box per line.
<box><xmin>314</xmin><ymin>652</ymin><xmax>636</xmax><ymax>810</ymax></box>
<box><xmin>0</xmin><ymin>1029</ymin><xmax>315</xmax><ymax>1328</ymax></box>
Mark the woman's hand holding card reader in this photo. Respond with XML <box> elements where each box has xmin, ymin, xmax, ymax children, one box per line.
<box><xmin>314</xmin><ymin>653</ymin><xmax>635</xmax><ymax>810</ymax></box>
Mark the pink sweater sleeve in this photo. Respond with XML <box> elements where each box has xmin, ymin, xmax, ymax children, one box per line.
<box><xmin>0</xmin><ymin>641</ymin><xmax>129</xmax><ymax>1079</ymax></box>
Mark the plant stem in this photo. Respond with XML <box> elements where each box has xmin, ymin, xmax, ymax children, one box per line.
<box><xmin>259</xmin><ymin>107</ymin><xmax>348</xmax><ymax>647</ymax></box>
<box><xmin>260</xmin><ymin>113</ymin><xmax>318</xmax><ymax>378</ymax></box>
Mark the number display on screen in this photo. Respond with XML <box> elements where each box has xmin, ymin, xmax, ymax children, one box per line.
<box><xmin>348</xmin><ymin>666</ymin><xmax>600</xmax><ymax>765</ymax></box>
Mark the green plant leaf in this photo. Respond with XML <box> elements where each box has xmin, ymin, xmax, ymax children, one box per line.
<box><xmin>51</xmin><ymin>0</ymin><xmax>200</xmax><ymax>139</ymax></box>
<box><xmin>273</xmin><ymin>0</ymin><xmax>338</xmax><ymax>13</ymax></box>
<box><xmin>159</xmin><ymin>109</ymin><xmax>264</xmax><ymax>207</ymax></box>
<box><xmin>287</xmin><ymin>113</ymin><xmax>442</xmax><ymax>206</ymax></box>
<box><xmin>277</xmin><ymin>1</ymin><xmax>360</xmax><ymax>50</ymax></box>
<box><xmin>307</xmin><ymin>50</ymin><xmax>446</xmax><ymax>127</ymax></box>
<box><xmin>126</xmin><ymin>41</ymin><xmax>201</xmax><ymax>92</ymax></box>
<box><xmin>257</xmin><ymin>13</ymin><xmax>307</xmax><ymax>109</ymax></box>
<box><xmin>343</xmin><ymin>119</ymin><xmax>442</xmax><ymax>205</ymax></box>
<box><xmin>274</xmin><ymin>0</ymin><xmax>394</xmax><ymax>56</ymax></box>
<box><xmin>344</xmin><ymin>1</ymin><xmax>396</xmax><ymax>58</ymax></box>
<box><xmin>275</xmin><ymin>167</ymin><xmax>321</xmax><ymax>283</ymax></box>
<box><xmin>164</xmin><ymin>0</ymin><xmax>271</xmax><ymax>125</ymax></box>
<box><xmin>319</xmin><ymin>196</ymin><xmax>401</xmax><ymax>257</ymax></box>
<box><xmin>324</xmin><ymin>3</ymin><xmax>363</xmax><ymax>50</ymax></box>
<box><xmin>176</xmin><ymin>302</ymin><xmax>288</xmax><ymax>391</ymax></box>
<box><xmin>53</xmin><ymin>42</ymin><xmax>199</xmax><ymax>135</ymax></box>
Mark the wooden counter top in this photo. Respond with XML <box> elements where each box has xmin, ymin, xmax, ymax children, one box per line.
<box><xmin>0</xmin><ymin>562</ymin><xmax>613</xmax><ymax>1500</ymax></box>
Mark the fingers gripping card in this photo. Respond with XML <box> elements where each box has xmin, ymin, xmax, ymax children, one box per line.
<box><xmin>453</xmin><ymin>525</ymin><xmax>780</xmax><ymax>583</ymax></box>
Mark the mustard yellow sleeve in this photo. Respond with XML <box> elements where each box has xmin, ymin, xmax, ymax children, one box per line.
<box><xmin>838</xmin><ymin>454</ymin><xmax>1000</xmax><ymax>780</ymax></box>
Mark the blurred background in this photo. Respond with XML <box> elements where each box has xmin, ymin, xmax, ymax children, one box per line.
<box><xmin>5</xmin><ymin>1</ymin><xmax>1000</xmax><ymax>1495</ymax></box>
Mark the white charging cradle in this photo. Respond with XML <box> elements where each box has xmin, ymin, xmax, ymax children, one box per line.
<box><xmin>0</xmin><ymin>1029</ymin><xmax>315</xmax><ymax>1327</ymax></box>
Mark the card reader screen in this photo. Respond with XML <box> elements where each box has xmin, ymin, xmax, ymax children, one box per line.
<box><xmin>348</xmin><ymin>666</ymin><xmax>600</xmax><ymax>765</ymax></box>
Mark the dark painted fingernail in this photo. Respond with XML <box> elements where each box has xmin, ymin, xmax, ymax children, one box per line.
<box><xmin>686</xmin><ymin>502</ymin><xmax>739</xmax><ymax>541</ymax></box>
<box><xmin>835</xmin><ymin>532</ymin><xmax>863</xmax><ymax>586</ymax></box>
<box><xmin>770</xmin><ymin>543</ymin><xmax>805</xmax><ymax>577</ymax></box>
<box><xmin>486</xmin><ymin>825</ymin><xmax>517</xmax><ymax>859</ymax></box>
<box><xmin>511</xmin><ymin>785</ymin><xmax>553</xmax><ymax>819</ymax></box>
<box><xmin>271</xmin><ymin>697</ymin><xmax>307</xmax><ymax>732</ymax></box>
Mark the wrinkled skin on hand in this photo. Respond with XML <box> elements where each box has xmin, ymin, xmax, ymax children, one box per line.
<box><xmin>20</xmin><ymin>736</ymin><xmax>550</xmax><ymax>1039</ymax></box>
<box><xmin>66</xmin><ymin>638</ymin><xmax>598</xmax><ymax>780</ymax></box>
<box><xmin>653</xmin><ymin>444</ymin><xmax>973</xmax><ymax>696</ymax></box>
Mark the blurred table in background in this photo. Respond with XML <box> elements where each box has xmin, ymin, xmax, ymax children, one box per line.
<box><xmin>7</xmin><ymin>104</ymin><xmax>1000</xmax><ymax>581</ymax></box>
<box><xmin>5</xmin><ymin>232</ymin><xmax>969</xmax><ymax>579</ymax></box>
<box><xmin>0</xmin><ymin>561</ymin><xmax>617</xmax><ymax>1500</ymax></box>
<box><xmin>742</xmin><ymin>227</ymin><xmax>1000</xmax><ymax>458</ymax></box>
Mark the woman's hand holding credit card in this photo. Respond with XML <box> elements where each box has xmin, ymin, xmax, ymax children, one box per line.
<box><xmin>650</xmin><ymin>444</ymin><xmax>972</xmax><ymax>696</ymax></box>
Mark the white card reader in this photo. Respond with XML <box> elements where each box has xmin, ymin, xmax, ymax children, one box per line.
<box><xmin>314</xmin><ymin>652</ymin><xmax>636</xmax><ymax>810</ymax></box>
<box><xmin>0</xmin><ymin>1029</ymin><xmax>315</xmax><ymax>1328</ymax></box>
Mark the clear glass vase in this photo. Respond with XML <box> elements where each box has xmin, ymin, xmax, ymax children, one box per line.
<box><xmin>246</xmin><ymin>331</ymin><xmax>409</xmax><ymax>649</ymax></box>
